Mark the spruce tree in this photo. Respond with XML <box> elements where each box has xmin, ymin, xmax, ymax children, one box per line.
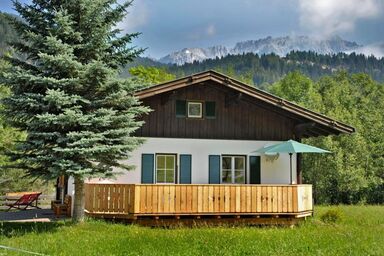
<box><xmin>1</xmin><ymin>0</ymin><xmax>149</xmax><ymax>221</ymax></box>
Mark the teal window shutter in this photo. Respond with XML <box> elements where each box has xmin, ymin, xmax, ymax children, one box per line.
<box><xmin>205</xmin><ymin>101</ymin><xmax>216</xmax><ymax>119</ymax></box>
<box><xmin>249</xmin><ymin>156</ymin><xmax>261</xmax><ymax>184</ymax></box>
<box><xmin>141</xmin><ymin>154</ymin><xmax>154</xmax><ymax>183</ymax></box>
<box><xmin>209</xmin><ymin>155</ymin><xmax>221</xmax><ymax>184</ymax></box>
<box><xmin>175</xmin><ymin>100</ymin><xmax>186</xmax><ymax>117</ymax></box>
<box><xmin>179</xmin><ymin>154</ymin><xmax>192</xmax><ymax>184</ymax></box>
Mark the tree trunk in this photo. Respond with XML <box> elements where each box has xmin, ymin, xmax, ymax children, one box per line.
<box><xmin>73</xmin><ymin>176</ymin><xmax>85</xmax><ymax>222</ymax></box>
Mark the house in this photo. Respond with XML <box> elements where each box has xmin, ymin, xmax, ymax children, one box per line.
<box><xmin>68</xmin><ymin>70</ymin><xmax>354</xmax><ymax>224</ymax></box>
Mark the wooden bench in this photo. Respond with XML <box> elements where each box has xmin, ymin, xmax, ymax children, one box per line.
<box><xmin>52</xmin><ymin>195</ymin><xmax>72</xmax><ymax>217</ymax></box>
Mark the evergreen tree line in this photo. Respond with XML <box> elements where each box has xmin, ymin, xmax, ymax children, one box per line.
<box><xmin>165</xmin><ymin>51</ymin><xmax>384</xmax><ymax>88</ymax></box>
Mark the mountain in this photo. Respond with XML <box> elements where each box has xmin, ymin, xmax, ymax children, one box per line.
<box><xmin>159</xmin><ymin>36</ymin><xmax>361</xmax><ymax>65</ymax></box>
<box><xmin>0</xmin><ymin>12</ymin><xmax>19</xmax><ymax>55</ymax></box>
<box><xmin>349</xmin><ymin>42</ymin><xmax>384</xmax><ymax>58</ymax></box>
<box><xmin>159</xmin><ymin>45</ymin><xmax>229</xmax><ymax>66</ymax></box>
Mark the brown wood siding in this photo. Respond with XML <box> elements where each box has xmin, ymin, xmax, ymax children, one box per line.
<box><xmin>136</xmin><ymin>82</ymin><xmax>297</xmax><ymax>141</ymax></box>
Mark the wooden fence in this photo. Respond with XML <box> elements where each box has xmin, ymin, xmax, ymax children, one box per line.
<box><xmin>85</xmin><ymin>184</ymin><xmax>312</xmax><ymax>218</ymax></box>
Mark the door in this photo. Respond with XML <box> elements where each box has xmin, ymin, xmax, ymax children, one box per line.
<box><xmin>221</xmin><ymin>156</ymin><xmax>246</xmax><ymax>184</ymax></box>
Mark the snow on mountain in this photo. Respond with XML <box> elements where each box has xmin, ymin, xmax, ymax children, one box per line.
<box><xmin>159</xmin><ymin>36</ymin><xmax>361</xmax><ymax>65</ymax></box>
<box><xmin>159</xmin><ymin>45</ymin><xmax>229</xmax><ymax>66</ymax></box>
<box><xmin>347</xmin><ymin>42</ymin><xmax>384</xmax><ymax>58</ymax></box>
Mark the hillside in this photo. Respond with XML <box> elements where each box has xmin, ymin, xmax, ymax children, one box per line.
<box><xmin>128</xmin><ymin>51</ymin><xmax>384</xmax><ymax>87</ymax></box>
<box><xmin>0</xmin><ymin>12</ymin><xmax>18</xmax><ymax>55</ymax></box>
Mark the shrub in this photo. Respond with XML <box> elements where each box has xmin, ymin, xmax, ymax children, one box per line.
<box><xmin>320</xmin><ymin>208</ymin><xmax>344</xmax><ymax>223</ymax></box>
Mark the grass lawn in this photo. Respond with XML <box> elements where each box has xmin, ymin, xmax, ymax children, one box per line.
<box><xmin>0</xmin><ymin>205</ymin><xmax>383</xmax><ymax>256</ymax></box>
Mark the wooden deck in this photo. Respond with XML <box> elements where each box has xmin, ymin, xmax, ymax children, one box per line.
<box><xmin>84</xmin><ymin>184</ymin><xmax>312</xmax><ymax>222</ymax></box>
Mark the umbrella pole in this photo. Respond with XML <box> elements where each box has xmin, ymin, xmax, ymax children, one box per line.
<box><xmin>289</xmin><ymin>153</ymin><xmax>293</xmax><ymax>184</ymax></box>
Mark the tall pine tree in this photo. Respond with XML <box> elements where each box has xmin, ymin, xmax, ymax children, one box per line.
<box><xmin>1</xmin><ymin>0</ymin><xmax>149</xmax><ymax>221</ymax></box>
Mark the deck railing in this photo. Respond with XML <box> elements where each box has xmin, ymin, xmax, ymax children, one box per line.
<box><xmin>85</xmin><ymin>184</ymin><xmax>312</xmax><ymax>218</ymax></box>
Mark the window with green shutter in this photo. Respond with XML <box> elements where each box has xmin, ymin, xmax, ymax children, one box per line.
<box><xmin>205</xmin><ymin>101</ymin><xmax>216</xmax><ymax>119</ymax></box>
<box><xmin>175</xmin><ymin>100</ymin><xmax>186</xmax><ymax>117</ymax></box>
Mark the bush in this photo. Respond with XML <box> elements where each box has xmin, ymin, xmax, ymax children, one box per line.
<box><xmin>320</xmin><ymin>208</ymin><xmax>344</xmax><ymax>223</ymax></box>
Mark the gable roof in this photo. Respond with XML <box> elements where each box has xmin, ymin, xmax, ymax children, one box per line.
<box><xmin>135</xmin><ymin>70</ymin><xmax>355</xmax><ymax>137</ymax></box>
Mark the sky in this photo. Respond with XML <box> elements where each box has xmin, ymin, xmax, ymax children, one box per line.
<box><xmin>1</xmin><ymin>0</ymin><xmax>384</xmax><ymax>58</ymax></box>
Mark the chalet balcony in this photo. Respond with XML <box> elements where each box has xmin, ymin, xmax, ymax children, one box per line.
<box><xmin>84</xmin><ymin>184</ymin><xmax>313</xmax><ymax>222</ymax></box>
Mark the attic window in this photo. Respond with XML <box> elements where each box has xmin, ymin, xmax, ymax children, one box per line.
<box><xmin>187</xmin><ymin>102</ymin><xmax>202</xmax><ymax>118</ymax></box>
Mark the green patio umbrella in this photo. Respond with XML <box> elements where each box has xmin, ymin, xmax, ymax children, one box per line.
<box><xmin>255</xmin><ymin>140</ymin><xmax>330</xmax><ymax>184</ymax></box>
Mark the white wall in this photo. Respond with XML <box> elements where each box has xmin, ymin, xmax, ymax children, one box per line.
<box><xmin>87</xmin><ymin>137</ymin><xmax>297</xmax><ymax>185</ymax></box>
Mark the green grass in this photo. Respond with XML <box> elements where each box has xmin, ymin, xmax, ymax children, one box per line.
<box><xmin>0</xmin><ymin>205</ymin><xmax>383</xmax><ymax>256</ymax></box>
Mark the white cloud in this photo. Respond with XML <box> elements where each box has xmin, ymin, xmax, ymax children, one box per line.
<box><xmin>205</xmin><ymin>24</ymin><xmax>216</xmax><ymax>36</ymax></box>
<box><xmin>119</xmin><ymin>1</ymin><xmax>149</xmax><ymax>32</ymax></box>
<box><xmin>187</xmin><ymin>24</ymin><xmax>217</xmax><ymax>41</ymax></box>
<box><xmin>299</xmin><ymin>0</ymin><xmax>382</xmax><ymax>37</ymax></box>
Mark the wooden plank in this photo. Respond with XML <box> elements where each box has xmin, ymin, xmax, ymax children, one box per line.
<box><xmin>235</xmin><ymin>186</ymin><xmax>241</xmax><ymax>213</ymax></box>
<box><xmin>230</xmin><ymin>186</ymin><xmax>236</xmax><ymax>213</ymax></box>
<box><xmin>192</xmin><ymin>186</ymin><xmax>198</xmax><ymax>213</ymax></box>
<box><xmin>180</xmin><ymin>185</ymin><xmax>187</xmax><ymax>213</ymax></box>
<box><xmin>186</xmin><ymin>186</ymin><xmax>192</xmax><ymax>213</ymax></box>
<box><xmin>134</xmin><ymin>185</ymin><xmax>141</xmax><ymax>214</ymax></box>
<box><xmin>224</xmin><ymin>186</ymin><xmax>230</xmax><ymax>213</ymax></box>
<box><xmin>261</xmin><ymin>186</ymin><xmax>267</xmax><ymax>212</ymax></box>
<box><xmin>168</xmin><ymin>185</ymin><xmax>174</xmax><ymax>213</ymax></box>
<box><xmin>287</xmin><ymin>186</ymin><xmax>293</xmax><ymax>212</ymax></box>
<box><xmin>267</xmin><ymin>186</ymin><xmax>272</xmax><ymax>213</ymax></box>
<box><xmin>203</xmin><ymin>186</ymin><xmax>209</xmax><ymax>213</ymax></box>
<box><xmin>246</xmin><ymin>186</ymin><xmax>251</xmax><ymax>213</ymax></box>
<box><xmin>251</xmin><ymin>186</ymin><xmax>257</xmax><ymax>213</ymax></box>
<box><xmin>208</xmin><ymin>186</ymin><xmax>214</xmax><ymax>213</ymax></box>
<box><xmin>163</xmin><ymin>185</ymin><xmax>170</xmax><ymax>213</ymax></box>
<box><xmin>219</xmin><ymin>186</ymin><xmax>225</xmax><ymax>212</ymax></box>
<box><xmin>256</xmin><ymin>186</ymin><xmax>262</xmax><ymax>212</ymax></box>
<box><xmin>175</xmin><ymin>185</ymin><xmax>181</xmax><ymax>213</ymax></box>
<box><xmin>214</xmin><ymin>186</ymin><xmax>220</xmax><ymax>212</ymax></box>
<box><xmin>292</xmin><ymin>186</ymin><xmax>298</xmax><ymax>212</ymax></box>
<box><xmin>146</xmin><ymin>185</ymin><xmax>153</xmax><ymax>213</ymax></box>
<box><xmin>240</xmin><ymin>186</ymin><xmax>246</xmax><ymax>212</ymax></box>
<box><xmin>277</xmin><ymin>186</ymin><xmax>283</xmax><ymax>213</ymax></box>
<box><xmin>156</xmin><ymin>186</ymin><xmax>163</xmax><ymax>213</ymax></box>
<box><xmin>140</xmin><ymin>185</ymin><xmax>147</xmax><ymax>213</ymax></box>
<box><xmin>282</xmin><ymin>186</ymin><xmax>288</xmax><ymax>212</ymax></box>
<box><xmin>152</xmin><ymin>185</ymin><xmax>158</xmax><ymax>213</ymax></box>
<box><xmin>198</xmin><ymin>186</ymin><xmax>203</xmax><ymax>213</ymax></box>
<box><xmin>272</xmin><ymin>186</ymin><xmax>277</xmax><ymax>213</ymax></box>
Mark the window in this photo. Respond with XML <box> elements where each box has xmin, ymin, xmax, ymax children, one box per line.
<box><xmin>187</xmin><ymin>102</ymin><xmax>202</xmax><ymax>118</ymax></box>
<box><xmin>205</xmin><ymin>101</ymin><xmax>216</xmax><ymax>119</ymax></box>
<box><xmin>221</xmin><ymin>156</ymin><xmax>245</xmax><ymax>184</ymax></box>
<box><xmin>156</xmin><ymin>154</ymin><xmax>176</xmax><ymax>183</ymax></box>
<box><xmin>175</xmin><ymin>100</ymin><xmax>186</xmax><ymax>118</ymax></box>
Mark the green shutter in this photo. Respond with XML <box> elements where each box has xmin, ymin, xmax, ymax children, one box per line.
<box><xmin>180</xmin><ymin>154</ymin><xmax>192</xmax><ymax>184</ymax></box>
<box><xmin>175</xmin><ymin>100</ymin><xmax>186</xmax><ymax>117</ymax></box>
<box><xmin>209</xmin><ymin>155</ymin><xmax>221</xmax><ymax>184</ymax></box>
<box><xmin>250</xmin><ymin>156</ymin><xmax>261</xmax><ymax>184</ymax></box>
<box><xmin>205</xmin><ymin>101</ymin><xmax>216</xmax><ymax>119</ymax></box>
<box><xmin>141</xmin><ymin>154</ymin><xmax>154</xmax><ymax>184</ymax></box>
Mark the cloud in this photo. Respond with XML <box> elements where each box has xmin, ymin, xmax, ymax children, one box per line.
<box><xmin>349</xmin><ymin>43</ymin><xmax>384</xmax><ymax>58</ymax></box>
<box><xmin>298</xmin><ymin>0</ymin><xmax>382</xmax><ymax>37</ymax></box>
<box><xmin>186</xmin><ymin>24</ymin><xmax>217</xmax><ymax>41</ymax></box>
<box><xmin>119</xmin><ymin>1</ymin><xmax>149</xmax><ymax>32</ymax></box>
<box><xmin>205</xmin><ymin>24</ymin><xmax>216</xmax><ymax>36</ymax></box>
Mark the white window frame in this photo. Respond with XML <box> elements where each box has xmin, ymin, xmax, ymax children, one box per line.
<box><xmin>155</xmin><ymin>154</ymin><xmax>176</xmax><ymax>184</ymax></box>
<box><xmin>187</xmin><ymin>102</ymin><xmax>203</xmax><ymax>118</ymax></box>
<box><xmin>221</xmin><ymin>155</ymin><xmax>246</xmax><ymax>184</ymax></box>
